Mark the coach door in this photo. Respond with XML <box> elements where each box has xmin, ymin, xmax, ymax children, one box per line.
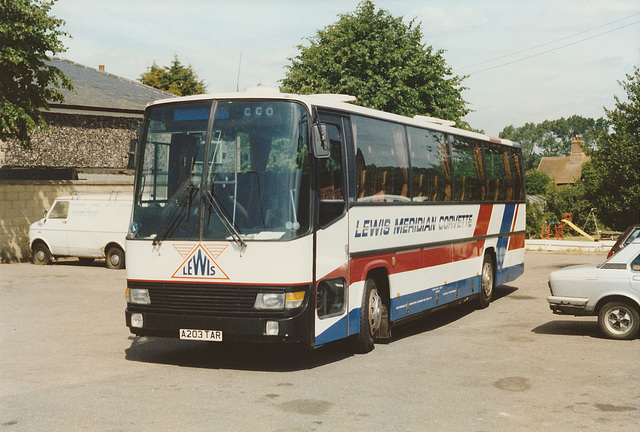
<box><xmin>313</xmin><ymin>113</ymin><xmax>351</xmax><ymax>347</ymax></box>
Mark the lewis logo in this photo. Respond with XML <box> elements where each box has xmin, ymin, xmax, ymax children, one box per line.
<box><xmin>171</xmin><ymin>244</ymin><xmax>229</xmax><ymax>280</ymax></box>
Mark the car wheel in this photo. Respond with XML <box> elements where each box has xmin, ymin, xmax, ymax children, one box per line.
<box><xmin>105</xmin><ymin>245</ymin><xmax>125</xmax><ymax>270</ymax></box>
<box><xmin>477</xmin><ymin>254</ymin><xmax>494</xmax><ymax>309</ymax></box>
<box><xmin>353</xmin><ymin>278</ymin><xmax>383</xmax><ymax>353</ymax></box>
<box><xmin>598</xmin><ymin>301</ymin><xmax>639</xmax><ymax>340</ymax></box>
<box><xmin>32</xmin><ymin>242</ymin><xmax>52</xmax><ymax>265</ymax></box>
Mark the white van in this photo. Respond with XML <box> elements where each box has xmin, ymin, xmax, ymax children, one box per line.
<box><xmin>29</xmin><ymin>193</ymin><xmax>133</xmax><ymax>269</ymax></box>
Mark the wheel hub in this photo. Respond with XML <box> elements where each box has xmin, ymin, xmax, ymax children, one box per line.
<box><xmin>368</xmin><ymin>289</ymin><xmax>382</xmax><ymax>335</ymax></box>
<box><xmin>482</xmin><ymin>262</ymin><xmax>493</xmax><ymax>297</ymax></box>
<box><xmin>606</xmin><ymin>309</ymin><xmax>632</xmax><ymax>333</ymax></box>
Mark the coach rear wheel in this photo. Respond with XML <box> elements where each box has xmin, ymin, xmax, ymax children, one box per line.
<box><xmin>477</xmin><ymin>254</ymin><xmax>494</xmax><ymax>309</ymax></box>
<box><xmin>353</xmin><ymin>278</ymin><xmax>383</xmax><ymax>353</ymax></box>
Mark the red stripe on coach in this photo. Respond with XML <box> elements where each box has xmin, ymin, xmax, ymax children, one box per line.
<box><xmin>474</xmin><ymin>204</ymin><xmax>493</xmax><ymax>237</ymax></box>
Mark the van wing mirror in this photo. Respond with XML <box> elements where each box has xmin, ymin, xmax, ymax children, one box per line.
<box><xmin>312</xmin><ymin>123</ymin><xmax>330</xmax><ymax>159</ymax></box>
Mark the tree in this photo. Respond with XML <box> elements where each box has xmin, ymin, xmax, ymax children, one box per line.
<box><xmin>544</xmin><ymin>182</ymin><xmax>591</xmax><ymax>230</ymax></box>
<box><xmin>139</xmin><ymin>56</ymin><xmax>206</xmax><ymax>96</ymax></box>
<box><xmin>499</xmin><ymin>115</ymin><xmax>607</xmax><ymax>170</ymax></box>
<box><xmin>583</xmin><ymin>66</ymin><xmax>640</xmax><ymax>230</ymax></box>
<box><xmin>499</xmin><ymin>123</ymin><xmax>543</xmax><ymax>171</ymax></box>
<box><xmin>280</xmin><ymin>0</ymin><xmax>469</xmax><ymax>126</ymax></box>
<box><xmin>0</xmin><ymin>0</ymin><xmax>73</xmax><ymax>148</ymax></box>
<box><xmin>525</xmin><ymin>169</ymin><xmax>551</xmax><ymax>195</ymax></box>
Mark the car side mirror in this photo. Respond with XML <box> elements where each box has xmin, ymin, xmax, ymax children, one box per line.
<box><xmin>312</xmin><ymin>124</ymin><xmax>330</xmax><ymax>159</ymax></box>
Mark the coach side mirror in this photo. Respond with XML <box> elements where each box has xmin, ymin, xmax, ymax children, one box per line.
<box><xmin>312</xmin><ymin>123</ymin><xmax>330</xmax><ymax>159</ymax></box>
<box><xmin>127</xmin><ymin>138</ymin><xmax>138</xmax><ymax>170</ymax></box>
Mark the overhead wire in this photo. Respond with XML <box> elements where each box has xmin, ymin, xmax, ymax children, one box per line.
<box><xmin>459</xmin><ymin>13</ymin><xmax>640</xmax><ymax>76</ymax></box>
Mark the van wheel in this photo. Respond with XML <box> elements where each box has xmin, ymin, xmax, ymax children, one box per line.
<box><xmin>106</xmin><ymin>246</ymin><xmax>125</xmax><ymax>269</ymax></box>
<box><xmin>32</xmin><ymin>242</ymin><xmax>52</xmax><ymax>265</ymax></box>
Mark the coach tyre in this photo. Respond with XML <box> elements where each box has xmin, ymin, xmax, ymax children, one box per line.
<box><xmin>598</xmin><ymin>301</ymin><xmax>639</xmax><ymax>340</ymax></box>
<box><xmin>106</xmin><ymin>245</ymin><xmax>125</xmax><ymax>269</ymax></box>
<box><xmin>32</xmin><ymin>242</ymin><xmax>51</xmax><ymax>265</ymax></box>
<box><xmin>354</xmin><ymin>277</ymin><xmax>382</xmax><ymax>353</ymax></box>
<box><xmin>477</xmin><ymin>254</ymin><xmax>494</xmax><ymax>309</ymax></box>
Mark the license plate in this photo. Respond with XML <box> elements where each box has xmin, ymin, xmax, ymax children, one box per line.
<box><xmin>179</xmin><ymin>329</ymin><xmax>223</xmax><ymax>342</ymax></box>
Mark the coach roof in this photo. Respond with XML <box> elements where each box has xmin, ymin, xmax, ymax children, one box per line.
<box><xmin>147</xmin><ymin>90</ymin><xmax>518</xmax><ymax>148</ymax></box>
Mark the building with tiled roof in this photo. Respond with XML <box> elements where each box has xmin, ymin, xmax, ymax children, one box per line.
<box><xmin>1</xmin><ymin>57</ymin><xmax>174</xmax><ymax>169</ymax></box>
<box><xmin>537</xmin><ymin>136</ymin><xmax>590</xmax><ymax>185</ymax></box>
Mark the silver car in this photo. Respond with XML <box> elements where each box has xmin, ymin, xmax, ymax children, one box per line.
<box><xmin>547</xmin><ymin>238</ymin><xmax>640</xmax><ymax>340</ymax></box>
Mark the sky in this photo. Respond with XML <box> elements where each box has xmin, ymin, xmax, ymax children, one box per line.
<box><xmin>50</xmin><ymin>0</ymin><xmax>640</xmax><ymax>136</ymax></box>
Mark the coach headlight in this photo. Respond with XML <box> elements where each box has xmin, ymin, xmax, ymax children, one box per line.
<box><xmin>254</xmin><ymin>291</ymin><xmax>305</xmax><ymax>310</ymax></box>
<box><xmin>254</xmin><ymin>293</ymin><xmax>285</xmax><ymax>310</ymax></box>
<box><xmin>126</xmin><ymin>287</ymin><xmax>151</xmax><ymax>305</ymax></box>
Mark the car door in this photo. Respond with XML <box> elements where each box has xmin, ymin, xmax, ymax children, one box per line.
<box><xmin>313</xmin><ymin>113</ymin><xmax>351</xmax><ymax>347</ymax></box>
<box><xmin>44</xmin><ymin>200</ymin><xmax>70</xmax><ymax>255</ymax></box>
<box><xmin>629</xmin><ymin>253</ymin><xmax>640</xmax><ymax>295</ymax></box>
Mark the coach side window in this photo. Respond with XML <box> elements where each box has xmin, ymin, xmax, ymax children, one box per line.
<box><xmin>352</xmin><ymin>115</ymin><xmax>409</xmax><ymax>202</ymax></box>
<box><xmin>451</xmin><ymin>137</ymin><xmax>484</xmax><ymax>202</ymax></box>
<box><xmin>508</xmin><ymin>148</ymin><xmax>525</xmax><ymax>201</ymax></box>
<box><xmin>407</xmin><ymin>127</ymin><xmax>451</xmax><ymax>202</ymax></box>
<box><xmin>484</xmin><ymin>144</ymin><xmax>508</xmax><ymax>201</ymax></box>
<box><xmin>318</xmin><ymin>124</ymin><xmax>345</xmax><ymax>201</ymax></box>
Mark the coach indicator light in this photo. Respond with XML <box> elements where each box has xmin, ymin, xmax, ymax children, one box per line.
<box><xmin>285</xmin><ymin>291</ymin><xmax>305</xmax><ymax>309</ymax></box>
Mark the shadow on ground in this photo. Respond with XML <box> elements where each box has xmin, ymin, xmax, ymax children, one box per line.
<box><xmin>532</xmin><ymin>319</ymin><xmax>604</xmax><ymax>338</ymax></box>
<box><xmin>387</xmin><ymin>285</ymin><xmax>518</xmax><ymax>343</ymax></box>
<box><xmin>125</xmin><ymin>336</ymin><xmax>354</xmax><ymax>372</ymax></box>
<box><xmin>125</xmin><ymin>285</ymin><xmax>521</xmax><ymax>371</ymax></box>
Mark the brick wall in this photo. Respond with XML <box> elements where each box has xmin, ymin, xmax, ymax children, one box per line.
<box><xmin>0</xmin><ymin>178</ymin><xmax>133</xmax><ymax>263</ymax></box>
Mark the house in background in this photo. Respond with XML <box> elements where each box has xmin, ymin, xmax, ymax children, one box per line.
<box><xmin>0</xmin><ymin>58</ymin><xmax>174</xmax><ymax>262</ymax></box>
<box><xmin>537</xmin><ymin>136</ymin><xmax>590</xmax><ymax>185</ymax></box>
<box><xmin>1</xmin><ymin>57</ymin><xmax>174</xmax><ymax>171</ymax></box>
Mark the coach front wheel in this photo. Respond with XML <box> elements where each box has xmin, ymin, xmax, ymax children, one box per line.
<box><xmin>353</xmin><ymin>278</ymin><xmax>382</xmax><ymax>353</ymax></box>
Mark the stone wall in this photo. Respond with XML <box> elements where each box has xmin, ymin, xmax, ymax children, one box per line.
<box><xmin>0</xmin><ymin>176</ymin><xmax>133</xmax><ymax>263</ymax></box>
<box><xmin>2</xmin><ymin>112</ymin><xmax>139</xmax><ymax>168</ymax></box>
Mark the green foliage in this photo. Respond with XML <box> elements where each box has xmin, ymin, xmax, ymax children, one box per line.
<box><xmin>583</xmin><ymin>66</ymin><xmax>640</xmax><ymax>231</ymax></box>
<box><xmin>525</xmin><ymin>198</ymin><xmax>545</xmax><ymax>239</ymax></box>
<box><xmin>544</xmin><ymin>182</ymin><xmax>591</xmax><ymax>229</ymax></box>
<box><xmin>280</xmin><ymin>0</ymin><xmax>469</xmax><ymax>126</ymax></box>
<box><xmin>139</xmin><ymin>56</ymin><xmax>206</xmax><ymax>96</ymax></box>
<box><xmin>500</xmin><ymin>123</ymin><xmax>542</xmax><ymax>170</ymax></box>
<box><xmin>499</xmin><ymin>115</ymin><xmax>607</xmax><ymax>171</ymax></box>
<box><xmin>0</xmin><ymin>0</ymin><xmax>73</xmax><ymax>148</ymax></box>
<box><xmin>525</xmin><ymin>169</ymin><xmax>551</xmax><ymax>195</ymax></box>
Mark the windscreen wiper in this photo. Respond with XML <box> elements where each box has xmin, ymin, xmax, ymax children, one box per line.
<box><xmin>152</xmin><ymin>184</ymin><xmax>198</xmax><ymax>246</ymax></box>
<box><xmin>203</xmin><ymin>189</ymin><xmax>247</xmax><ymax>251</ymax></box>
